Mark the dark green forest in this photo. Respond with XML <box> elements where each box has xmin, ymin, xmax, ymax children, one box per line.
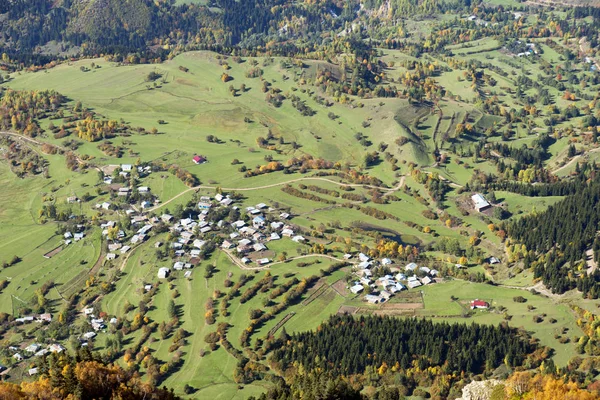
<box><xmin>508</xmin><ymin>167</ymin><xmax>600</xmax><ymax>297</ymax></box>
<box><xmin>270</xmin><ymin>315</ymin><xmax>542</xmax><ymax>375</ymax></box>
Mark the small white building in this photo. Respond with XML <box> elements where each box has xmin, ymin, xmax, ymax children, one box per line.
<box><xmin>405</xmin><ymin>262</ymin><xmax>418</xmax><ymax>272</ymax></box>
<box><xmin>350</xmin><ymin>284</ymin><xmax>364</xmax><ymax>294</ymax></box>
<box><xmin>158</xmin><ymin>267</ymin><xmax>170</xmax><ymax>279</ymax></box>
<box><xmin>471</xmin><ymin>193</ymin><xmax>491</xmax><ymax>212</ymax></box>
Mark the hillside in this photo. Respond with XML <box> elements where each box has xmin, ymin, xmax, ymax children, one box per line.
<box><xmin>1</xmin><ymin>0</ymin><xmax>600</xmax><ymax>399</ymax></box>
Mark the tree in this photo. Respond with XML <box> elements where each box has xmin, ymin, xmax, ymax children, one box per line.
<box><xmin>107</xmin><ymin>226</ymin><xmax>119</xmax><ymax>241</ymax></box>
<box><xmin>167</xmin><ymin>299</ymin><xmax>176</xmax><ymax>318</ymax></box>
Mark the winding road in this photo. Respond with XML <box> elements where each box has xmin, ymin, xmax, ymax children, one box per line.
<box><xmin>147</xmin><ymin>176</ymin><xmax>407</xmax><ymax>213</ymax></box>
<box><xmin>551</xmin><ymin>147</ymin><xmax>600</xmax><ymax>175</ymax></box>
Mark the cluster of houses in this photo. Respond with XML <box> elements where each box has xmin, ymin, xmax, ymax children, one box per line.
<box><xmin>102</xmin><ymin>164</ymin><xmax>153</xmax><ymax>186</ymax></box>
<box><xmin>7</xmin><ymin>341</ymin><xmax>65</xmax><ymax>371</ymax></box>
<box><xmin>151</xmin><ymin>195</ymin><xmax>300</xmax><ymax>278</ymax></box>
<box><xmin>350</xmin><ymin>254</ymin><xmax>439</xmax><ymax>304</ymax></box>
<box><xmin>62</xmin><ymin>227</ymin><xmax>85</xmax><ymax>246</ymax></box>
<box><xmin>14</xmin><ymin>313</ymin><xmax>52</xmax><ymax>324</ymax></box>
<box><xmin>222</xmin><ymin>203</ymin><xmax>299</xmax><ymax>266</ymax></box>
<box><xmin>102</xmin><ymin>216</ymin><xmax>154</xmax><ymax>260</ymax></box>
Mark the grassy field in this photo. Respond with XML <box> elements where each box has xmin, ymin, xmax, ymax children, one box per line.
<box><xmin>418</xmin><ymin>280</ymin><xmax>583</xmax><ymax>366</ymax></box>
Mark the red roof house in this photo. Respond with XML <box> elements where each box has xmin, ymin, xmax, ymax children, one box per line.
<box><xmin>470</xmin><ymin>299</ymin><xmax>489</xmax><ymax>309</ymax></box>
<box><xmin>193</xmin><ymin>155</ymin><xmax>207</xmax><ymax>164</ymax></box>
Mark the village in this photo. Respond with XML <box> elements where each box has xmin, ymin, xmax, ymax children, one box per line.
<box><xmin>1</xmin><ymin>162</ymin><xmax>499</xmax><ymax>377</ymax></box>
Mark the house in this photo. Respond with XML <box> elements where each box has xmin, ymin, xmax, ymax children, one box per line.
<box><xmin>193</xmin><ymin>239</ymin><xmax>206</xmax><ymax>249</ymax></box>
<box><xmin>64</xmin><ymin>232</ymin><xmax>72</xmax><ymax>239</ymax></box>
<box><xmin>200</xmin><ymin>226</ymin><xmax>212</xmax><ymax>234</ymax></box>
<box><xmin>381</xmin><ymin>258</ymin><xmax>392</xmax><ymax>265</ymax></box>
<box><xmin>82</xmin><ymin>332</ymin><xmax>96</xmax><ymax>340</ymax></box>
<box><xmin>161</xmin><ymin>214</ymin><xmax>173</xmax><ymax>223</ymax></box>
<box><xmin>292</xmin><ymin>235</ymin><xmax>305</xmax><ymax>243</ymax></box>
<box><xmin>240</xmin><ymin>226</ymin><xmax>257</xmax><ymax>236</ymax></box>
<box><xmin>38</xmin><ymin>313</ymin><xmax>52</xmax><ymax>323</ymax></box>
<box><xmin>158</xmin><ymin>267</ymin><xmax>170</xmax><ymax>279</ymax></box>
<box><xmin>405</xmin><ymin>262</ymin><xmax>418</xmax><ymax>272</ymax></box>
<box><xmin>358</xmin><ymin>253</ymin><xmax>370</xmax><ymax>262</ymax></box>
<box><xmin>350</xmin><ymin>284</ymin><xmax>364</xmax><ymax>294</ymax></box>
<box><xmin>74</xmin><ymin>232</ymin><xmax>84</xmax><ymax>241</ymax></box>
<box><xmin>239</xmin><ymin>238</ymin><xmax>252</xmax><ymax>247</ymax></box>
<box><xmin>121</xmin><ymin>164</ymin><xmax>132</xmax><ymax>172</ymax></box>
<box><xmin>343</xmin><ymin>253</ymin><xmax>352</xmax><ymax>260</ymax></box>
<box><xmin>237</xmin><ymin>245</ymin><xmax>251</xmax><ymax>254</ymax></box>
<box><xmin>241</xmin><ymin>257</ymin><xmax>251</xmax><ymax>264</ymax></box>
<box><xmin>49</xmin><ymin>344</ymin><xmax>65</xmax><ymax>353</ymax></box>
<box><xmin>108</xmin><ymin>243</ymin><xmax>122</xmax><ymax>252</ymax></box>
<box><xmin>471</xmin><ymin>193</ymin><xmax>491</xmax><ymax>212</ymax></box>
<box><xmin>173</xmin><ymin>261</ymin><xmax>184</xmax><ymax>271</ymax></box>
<box><xmin>198</xmin><ymin>202</ymin><xmax>212</xmax><ymax>210</ymax></box>
<box><xmin>141</xmin><ymin>201</ymin><xmax>152</xmax><ymax>209</ymax></box>
<box><xmin>35</xmin><ymin>349</ymin><xmax>49</xmax><ymax>357</ymax></box>
<box><xmin>91</xmin><ymin>319</ymin><xmax>105</xmax><ymax>331</ymax></box>
<box><xmin>253</xmin><ymin>216</ymin><xmax>266</xmax><ymax>228</ymax></box>
<box><xmin>232</xmin><ymin>220</ymin><xmax>246</xmax><ymax>229</ymax></box>
<box><xmin>269</xmin><ymin>232</ymin><xmax>281</xmax><ymax>241</ymax></box>
<box><xmin>279</xmin><ymin>212</ymin><xmax>290</xmax><ymax>219</ymax></box>
<box><xmin>192</xmin><ymin>155</ymin><xmax>207</xmax><ymax>164</ymax></box>
<box><xmin>66</xmin><ymin>196</ymin><xmax>78</xmax><ymax>204</ymax></box>
<box><xmin>471</xmin><ymin>299</ymin><xmax>489</xmax><ymax>309</ymax></box>
<box><xmin>180</xmin><ymin>217</ymin><xmax>193</xmax><ymax>226</ymax></box>
<box><xmin>488</xmin><ymin>257</ymin><xmax>500</xmax><ymax>264</ymax></box>
<box><xmin>221</xmin><ymin>240</ymin><xmax>233</xmax><ymax>249</ymax></box>
<box><xmin>419</xmin><ymin>266</ymin><xmax>431</xmax><ymax>274</ymax></box>
<box><xmin>357</xmin><ymin>269</ymin><xmax>372</xmax><ymax>278</ymax></box>
<box><xmin>130</xmin><ymin>234</ymin><xmax>146</xmax><ymax>244</ymax></box>
<box><xmin>253</xmin><ymin>243</ymin><xmax>267</xmax><ymax>252</ymax></box>
<box><xmin>393</xmin><ymin>283</ymin><xmax>406</xmax><ymax>292</ymax></box>
<box><xmin>282</xmin><ymin>228</ymin><xmax>294</xmax><ymax>237</ymax></box>
<box><xmin>13</xmin><ymin>353</ymin><xmax>23</xmax><ymax>361</ymax></box>
<box><xmin>25</xmin><ymin>344</ymin><xmax>41</xmax><ymax>354</ymax></box>
<box><xmin>407</xmin><ymin>276</ymin><xmax>422</xmax><ymax>289</ymax></box>
<box><xmin>220</xmin><ymin>197</ymin><xmax>233</xmax><ymax>206</ymax></box>
<box><xmin>257</xmin><ymin>258</ymin><xmax>270</xmax><ymax>265</ymax></box>
<box><xmin>120</xmin><ymin>246</ymin><xmax>131</xmax><ymax>254</ymax></box>
<box><xmin>138</xmin><ymin>186</ymin><xmax>149</xmax><ymax>193</ymax></box>
<box><xmin>380</xmin><ymin>291</ymin><xmax>392</xmax><ymax>300</ymax></box>
<box><xmin>365</xmin><ymin>294</ymin><xmax>384</xmax><ymax>304</ymax></box>
<box><xmin>256</xmin><ymin>203</ymin><xmax>267</xmax><ymax>209</ymax></box>
<box><xmin>101</xmin><ymin>202</ymin><xmax>111</xmax><ymax>210</ymax></box>
<box><xmin>421</xmin><ymin>276</ymin><xmax>433</xmax><ymax>285</ymax></box>
<box><xmin>28</xmin><ymin>368</ymin><xmax>39</xmax><ymax>376</ymax></box>
<box><xmin>184</xmin><ymin>271</ymin><xmax>192</xmax><ymax>279</ymax></box>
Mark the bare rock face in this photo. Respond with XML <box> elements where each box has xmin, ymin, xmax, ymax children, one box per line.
<box><xmin>459</xmin><ymin>379</ymin><xmax>503</xmax><ymax>400</ymax></box>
